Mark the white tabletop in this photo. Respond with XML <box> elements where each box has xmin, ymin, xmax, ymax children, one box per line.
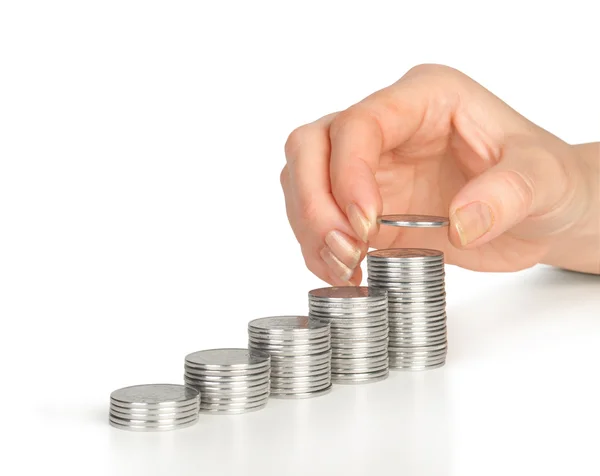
<box><xmin>14</xmin><ymin>264</ymin><xmax>599</xmax><ymax>476</ymax></box>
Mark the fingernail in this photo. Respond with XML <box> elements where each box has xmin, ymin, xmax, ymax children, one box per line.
<box><xmin>452</xmin><ymin>201</ymin><xmax>494</xmax><ymax>246</ymax></box>
<box><xmin>346</xmin><ymin>203</ymin><xmax>372</xmax><ymax>243</ymax></box>
<box><xmin>320</xmin><ymin>246</ymin><xmax>353</xmax><ymax>282</ymax></box>
<box><xmin>324</xmin><ymin>230</ymin><xmax>361</xmax><ymax>269</ymax></box>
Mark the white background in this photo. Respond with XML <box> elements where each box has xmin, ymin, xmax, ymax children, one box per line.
<box><xmin>1</xmin><ymin>1</ymin><xmax>599</xmax><ymax>475</ymax></box>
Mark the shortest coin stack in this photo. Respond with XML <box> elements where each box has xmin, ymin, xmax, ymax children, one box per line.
<box><xmin>308</xmin><ymin>287</ymin><xmax>389</xmax><ymax>384</ymax></box>
<box><xmin>248</xmin><ymin>316</ymin><xmax>332</xmax><ymax>398</ymax></box>
<box><xmin>109</xmin><ymin>384</ymin><xmax>200</xmax><ymax>431</ymax></box>
<box><xmin>184</xmin><ymin>348</ymin><xmax>271</xmax><ymax>414</ymax></box>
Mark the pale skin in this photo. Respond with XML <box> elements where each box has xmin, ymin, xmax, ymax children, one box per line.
<box><xmin>280</xmin><ymin>64</ymin><xmax>600</xmax><ymax>285</ymax></box>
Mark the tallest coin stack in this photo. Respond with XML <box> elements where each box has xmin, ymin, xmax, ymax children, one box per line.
<box><xmin>367</xmin><ymin>248</ymin><xmax>447</xmax><ymax>370</ymax></box>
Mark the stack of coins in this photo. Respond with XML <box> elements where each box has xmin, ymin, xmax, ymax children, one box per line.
<box><xmin>184</xmin><ymin>348</ymin><xmax>271</xmax><ymax>414</ymax></box>
<box><xmin>247</xmin><ymin>316</ymin><xmax>332</xmax><ymax>398</ymax></box>
<box><xmin>308</xmin><ymin>287</ymin><xmax>389</xmax><ymax>384</ymax></box>
<box><xmin>109</xmin><ymin>384</ymin><xmax>200</xmax><ymax>431</ymax></box>
<box><xmin>367</xmin><ymin>248</ymin><xmax>447</xmax><ymax>370</ymax></box>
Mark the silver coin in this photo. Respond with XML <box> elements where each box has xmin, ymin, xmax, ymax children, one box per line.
<box><xmin>389</xmin><ymin>353</ymin><xmax>447</xmax><ymax>363</ymax></box>
<box><xmin>270</xmin><ymin>360</ymin><xmax>330</xmax><ymax>372</ymax></box>
<box><xmin>184</xmin><ymin>376</ymin><xmax>270</xmax><ymax>390</ymax></box>
<box><xmin>199</xmin><ymin>400</ymin><xmax>268</xmax><ymax>412</ymax></box>
<box><xmin>377</xmin><ymin>214</ymin><xmax>449</xmax><ymax>227</ymax></box>
<box><xmin>269</xmin><ymin>383</ymin><xmax>333</xmax><ymax>399</ymax></box>
<box><xmin>368</xmin><ymin>248</ymin><xmax>444</xmax><ymax>260</ymax></box>
<box><xmin>387</xmin><ymin>295</ymin><xmax>446</xmax><ymax>304</ymax></box>
<box><xmin>184</xmin><ymin>369</ymin><xmax>269</xmax><ymax>382</ymax></box>
<box><xmin>109</xmin><ymin>411</ymin><xmax>198</xmax><ymax>427</ymax></box>
<box><xmin>388</xmin><ymin>353</ymin><xmax>447</xmax><ymax>362</ymax></box>
<box><xmin>268</xmin><ymin>352</ymin><xmax>332</xmax><ymax>365</ymax></box>
<box><xmin>248</xmin><ymin>316</ymin><xmax>330</xmax><ymax>334</ymax></box>
<box><xmin>270</xmin><ymin>364</ymin><xmax>331</xmax><ymax>376</ymax></box>
<box><xmin>269</xmin><ymin>380</ymin><xmax>332</xmax><ymax>395</ymax></box>
<box><xmin>270</xmin><ymin>367</ymin><xmax>330</xmax><ymax>380</ymax></box>
<box><xmin>367</xmin><ymin>268</ymin><xmax>445</xmax><ymax>278</ymax></box>
<box><xmin>389</xmin><ymin>331</ymin><xmax>447</xmax><ymax>341</ymax></box>
<box><xmin>270</xmin><ymin>376</ymin><xmax>331</xmax><ymax>391</ymax></box>
<box><xmin>110</xmin><ymin>405</ymin><xmax>200</xmax><ymax>421</ymax></box>
<box><xmin>110</xmin><ymin>384</ymin><xmax>200</xmax><ymax>409</ymax></box>
<box><xmin>308</xmin><ymin>303</ymin><xmax>388</xmax><ymax>313</ymax></box>
<box><xmin>332</xmin><ymin>347</ymin><xmax>388</xmax><ymax>358</ymax></box>
<box><xmin>202</xmin><ymin>390</ymin><xmax>269</xmax><ymax>403</ymax></box>
<box><xmin>369</xmin><ymin>284</ymin><xmax>446</xmax><ymax>293</ymax></box>
<box><xmin>183</xmin><ymin>365</ymin><xmax>269</xmax><ymax>377</ymax></box>
<box><xmin>388</xmin><ymin>310</ymin><xmax>446</xmax><ymax>319</ymax></box>
<box><xmin>198</xmin><ymin>382</ymin><xmax>270</xmax><ymax>397</ymax></box>
<box><xmin>331</xmin><ymin>369</ymin><xmax>389</xmax><ymax>384</ymax></box>
<box><xmin>308</xmin><ymin>307</ymin><xmax>388</xmax><ymax>317</ymax></box>
<box><xmin>389</xmin><ymin>338</ymin><xmax>447</xmax><ymax>348</ymax></box>
<box><xmin>367</xmin><ymin>260</ymin><xmax>445</xmax><ymax>269</ymax></box>
<box><xmin>109</xmin><ymin>416</ymin><xmax>198</xmax><ymax>432</ymax></box>
<box><xmin>249</xmin><ymin>344</ymin><xmax>331</xmax><ymax>356</ymax></box>
<box><xmin>324</xmin><ymin>319</ymin><xmax>388</xmax><ymax>330</ymax></box>
<box><xmin>248</xmin><ymin>335</ymin><xmax>330</xmax><ymax>347</ymax></box>
<box><xmin>308</xmin><ymin>286</ymin><xmax>387</xmax><ymax>300</ymax></box>
<box><xmin>390</xmin><ymin>361</ymin><xmax>446</xmax><ymax>371</ymax></box>
<box><xmin>331</xmin><ymin>330</ymin><xmax>389</xmax><ymax>341</ymax></box>
<box><xmin>331</xmin><ymin>363</ymin><xmax>388</xmax><ymax>374</ymax></box>
<box><xmin>388</xmin><ymin>341</ymin><xmax>447</xmax><ymax>352</ymax></box>
<box><xmin>386</xmin><ymin>298</ymin><xmax>446</xmax><ymax>307</ymax></box>
<box><xmin>308</xmin><ymin>301</ymin><xmax>388</xmax><ymax>311</ymax></box>
<box><xmin>185</xmin><ymin>348</ymin><xmax>270</xmax><ymax>370</ymax></box>
<box><xmin>109</xmin><ymin>398</ymin><xmax>200</xmax><ymax>414</ymax></box>
<box><xmin>332</xmin><ymin>350</ymin><xmax>388</xmax><ymax>362</ymax></box>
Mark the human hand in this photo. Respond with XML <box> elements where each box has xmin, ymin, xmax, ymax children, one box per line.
<box><xmin>280</xmin><ymin>64</ymin><xmax>599</xmax><ymax>284</ymax></box>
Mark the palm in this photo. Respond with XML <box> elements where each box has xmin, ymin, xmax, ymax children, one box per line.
<box><xmin>367</xmin><ymin>130</ymin><xmax>547</xmax><ymax>272</ymax></box>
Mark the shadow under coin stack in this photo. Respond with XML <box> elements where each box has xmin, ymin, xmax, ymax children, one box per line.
<box><xmin>308</xmin><ymin>287</ymin><xmax>389</xmax><ymax>384</ymax></box>
<box><xmin>184</xmin><ymin>348</ymin><xmax>271</xmax><ymax>414</ymax></box>
<box><xmin>109</xmin><ymin>384</ymin><xmax>200</xmax><ymax>431</ymax></box>
<box><xmin>247</xmin><ymin>316</ymin><xmax>332</xmax><ymax>398</ymax></box>
<box><xmin>367</xmin><ymin>248</ymin><xmax>448</xmax><ymax>370</ymax></box>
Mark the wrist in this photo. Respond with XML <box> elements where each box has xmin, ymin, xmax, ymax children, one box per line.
<box><xmin>542</xmin><ymin>142</ymin><xmax>600</xmax><ymax>274</ymax></box>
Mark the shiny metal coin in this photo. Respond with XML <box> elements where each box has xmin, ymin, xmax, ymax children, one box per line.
<box><xmin>308</xmin><ymin>308</ymin><xmax>388</xmax><ymax>317</ymax></box>
<box><xmin>270</xmin><ymin>380</ymin><xmax>332</xmax><ymax>394</ymax></box>
<box><xmin>110</xmin><ymin>412</ymin><xmax>198</xmax><ymax>427</ymax></box>
<box><xmin>308</xmin><ymin>302</ymin><xmax>388</xmax><ymax>313</ymax></box>
<box><xmin>109</xmin><ymin>398</ymin><xmax>199</xmax><ymax>414</ymax></box>
<box><xmin>377</xmin><ymin>214</ymin><xmax>449</xmax><ymax>227</ymax></box>
<box><xmin>269</xmin><ymin>375</ymin><xmax>331</xmax><ymax>389</ymax></box>
<box><xmin>248</xmin><ymin>316</ymin><xmax>330</xmax><ymax>334</ymax></box>
<box><xmin>368</xmin><ymin>248</ymin><xmax>444</xmax><ymax>260</ymax></box>
<box><xmin>332</xmin><ymin>346</ymin><xmax>388</xmax><ymax>358</ymax></box>
<box><xmin>268</xmin><ymin>351</ymin><xmax>331</xmax><ymax>364</ymax></box>
<box><xmin>389</xmin><ymin>353</ymin><xmax>447</xmax><ymax>363</ymax></box>
<box><xmin>249</xmin><ymin>343</ymin><xmax>331</xmax><ymax>356</ymax></box>
<box><xmin>270</xmin><ymin>360</ymin><xmax>330</xmax><ymax>373</ymax></box>
<box><xmin>247</xmin><ymin>331</ymin><xmax>330</xmax><ymax>343</ymax></box>
<box><xmin>332</xmin><ymin>360</ymin><xmax>389</xmax><ymax>373</ymax></box>
<box><xmin>183</xmin><ymin>365</ymin><xmax>268</xmax><ymax>377</ymax></box>
<box><xmin>331</xmin><ymin>369</ymin><xmax>389</xmax><ymax>384</ymax></box>
<box><xmin>367</xmin><ymin>269</ymin><xmax>445</xmax><ymax>279</ymax></box>
<box><xmin>330</xmin><ymin>330</ymin><xmax>389</xmax><ymax>341</ymax></box>
<box><xmin>390</xmin><ymin>361</ymin><xmax>446</xmax><ymax>371</ymax></box>
<box><xmin>198</xmin><ymin>384</ymin><xmax>270</xmax><ymax>399</ymax></box>
<box><xmin>388</xmin><ymin>342</ymin><xmax>447</xmax><ymax>352</ymax></box>
<box><xmin>185</xmin><ymin>348</ymin><xmax>270</xmax><ymax>371</ymax></box>
<box><xmin>202</xmin><ymin>391</ymin><xmax>269</xmax><ymax>403</ymax></box>
<box><xmin>109</xmin><ymin>406</ymin><xmax>199</xmax><ymax>422</ymax></box>
<box><xmin>109</xmin><ymin>415</ymin><xmax>199</xmax><ymax>431</ymax></box>
<box><xmin>199</xmin><ymin>401</ymin><xmax>268</xmax><ymax>414</ymax></box>
<box><xmin>184</xmin><ymin>376</ymin><xmax>270</xmax><ymax>390</ymax></box>
<box><xmin>184</xmin><ymin>368</ymin><xmax>269</xmax><ymax>382</ymax></box>
<box><xmin>110</xmin><ymin>384</ymin><xmax>200</xmax><ymax>410</ymax></box>
<box><xmin>308</xmin><ymin>286</ymin><xmax>387</xmax><ymax>299</ymax></box>
<box><xmin>322</xmin><ymin>318</ymin><xmax>388</xmax><ymax>329</ymax></box>
<box><xmin>270</xmin><ymin>383</ymin><xmax>333</xmax><ymax>399</ymax></box>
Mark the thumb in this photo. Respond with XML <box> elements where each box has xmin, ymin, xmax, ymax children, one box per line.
<box><xmin>449</xmin><ymin>139</ymin><xmax>576</xmax><ymax>248</ymax></box>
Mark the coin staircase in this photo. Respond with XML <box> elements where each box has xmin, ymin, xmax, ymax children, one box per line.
<box><xmin>109</xmin><ymin>215</ymin><xmax>449</xmax><ymax>431</ymax></box>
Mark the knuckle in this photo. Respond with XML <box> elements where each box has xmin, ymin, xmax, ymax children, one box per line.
<box><xmin>284</xmin><ymin>126</ymin><xmax>309</xmax><ymax>159</ymax></box>
<box><xmin>329</xmin><ymin>106</ymin><xmax>377</xmax><ymax>141</ymax></box>
<box><xmin>279</xmin><ymin>165</ymin><xmax>289</xmax><ymax>189</ymax></box>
